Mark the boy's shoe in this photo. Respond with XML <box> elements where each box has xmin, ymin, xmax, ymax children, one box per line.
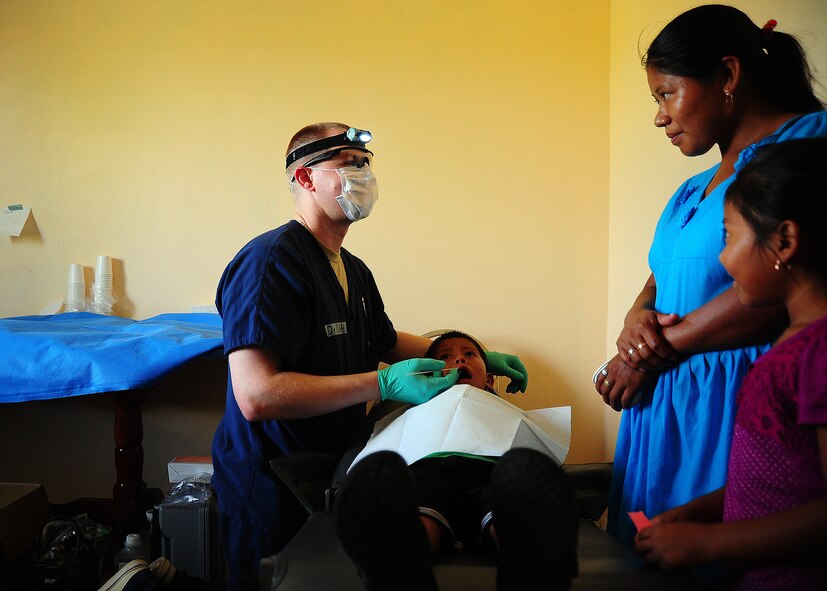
<box><xmin>98</xmin><ymin>556</ymin><xmax>193</xmax><ymax>591</ymax></box>
<box><xmin>98</xmin><ymin>559</ymin><xmax>159</xmax><ymax>591</ymax></box>
<box><xmin>491</xmin><ymin>448</ymin><xmax>579</xmax><ymax>591</ymax></box>
<box><xmin>148</xmin><ymin>557</ymin><xmax>176</xmax><ymax>587</ymax></box>
<box><xmin>335</xmin><ymin>451</ymin><xmax>437</xmax><ymax>591</ymax></box>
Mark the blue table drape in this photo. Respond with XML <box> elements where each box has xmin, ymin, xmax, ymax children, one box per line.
<box><xmin>0</xmin><ymin>312</ymin><xmax>223</xmax><ymax>403</ymax></box>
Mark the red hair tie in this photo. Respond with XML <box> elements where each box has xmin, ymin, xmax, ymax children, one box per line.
<box><xmin>761</xmin><ymin>19</ymin><xmax>777</xmax><ymax>54</ymax></box>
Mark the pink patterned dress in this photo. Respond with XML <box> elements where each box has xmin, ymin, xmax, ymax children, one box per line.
<box><xmin>723</xmin><ymin>314</ymin><xmax>827</xmax><ymax>590</ymax></box>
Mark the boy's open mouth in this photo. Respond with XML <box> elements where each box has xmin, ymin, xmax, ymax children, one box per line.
<box><xmin>456</xmin><ymin>367</ymin><xmax>472</xmax><ymax>380</ymax></box>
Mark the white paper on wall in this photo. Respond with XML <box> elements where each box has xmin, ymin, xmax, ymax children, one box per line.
<box><xmin>0</xmin><ymin>204</ymin><xmax>31</xmax><ymax>237</ymax></box>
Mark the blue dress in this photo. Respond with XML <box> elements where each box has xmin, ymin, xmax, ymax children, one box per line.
<box><xmin>608</xmin><ymin>111</ymin><xmax>827</xmax><ymax>544</ymax></box>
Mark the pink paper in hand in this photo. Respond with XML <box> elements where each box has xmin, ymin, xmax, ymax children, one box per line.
<box><xmin>628</xmin><ymin>511</ymin><xmax>651</xmax><ymax>533</ymax></box>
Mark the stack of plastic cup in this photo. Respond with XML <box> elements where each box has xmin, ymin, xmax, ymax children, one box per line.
<box><xmin>95</xmin><ymin>255</ymin><xmax>113</xmax><ymax>291</ymax></box>
<box><xmin>91</xmin><ymin>255</ymin><xmax>116</xmax><ymax>315</ymax></box>
<box><xmin>65</xmin><ymin>264</ymin><xmax>87</xmax><ymax>312</ymax></box>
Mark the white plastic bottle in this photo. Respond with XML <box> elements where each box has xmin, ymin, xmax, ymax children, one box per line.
<box><xmin>114</xmin><ymin>533</ymin><xmax>148</xmax><ymax>571</ymax></box>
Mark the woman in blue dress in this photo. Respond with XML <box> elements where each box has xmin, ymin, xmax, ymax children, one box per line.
<box><xmin>596</xmin><ymin>5</ymin><xmax>827</xmax><ymax>545</ymax></box>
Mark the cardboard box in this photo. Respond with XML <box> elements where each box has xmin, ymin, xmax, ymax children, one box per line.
<box><xmin>0</xmin><ymin>483</ymin><xmax>50</xmax><ymax>563</ymax></box>
<box><xmin>168</xmin><ymin>456</ymin><xmax>213</xmax><ymax>483</ymax></box>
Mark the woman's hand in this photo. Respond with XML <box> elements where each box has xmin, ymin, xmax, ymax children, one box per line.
<box><xmin>615</xmin><ymin>275</ymin><xmax>679</xmax><ymax>372</ymax></box>
<box><xmin>594</xmin><ymin>354</ymin><xmax>658</xmax><ymax>411</ymax></box>
<box><xmin>634</xmin><ymin>522</ymin><xmax>716</xmax><ymax>569</ymax></box>
<box><xmin>617</xmin><ymin>308</ymin><xmax>680</xmax><ymax>372</ymax></box>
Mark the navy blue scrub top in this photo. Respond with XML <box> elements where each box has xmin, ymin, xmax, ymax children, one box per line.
<box><xmin>212</xmin><ymin>220</ymin><xmax>397</xmax><ymax>527</ymax></box>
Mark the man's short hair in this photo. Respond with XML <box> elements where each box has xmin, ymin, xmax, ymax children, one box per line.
<box><xmin>285</xmin><ymin>122</ymin><xmax>349</xmax><ymax>178</ymax></box>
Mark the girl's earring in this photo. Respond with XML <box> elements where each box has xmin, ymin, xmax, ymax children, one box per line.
<box><xmin>774</xmin><ymin>260</ymin><xmax>791</xmax><ymax>271</ymax></box>
<box><xmin>724</xmin><ymin>90</ymin><xmax>734</xmax><ymax>106</ymax></box>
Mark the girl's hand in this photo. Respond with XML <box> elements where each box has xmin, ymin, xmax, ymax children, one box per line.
<box><xmin>595</xmin><ymin>354</ymin><xmax>658</xmax><ymax>411</ymax></box>
<box><xmin>634</xmin><ymin>522</ymin><xmax>715</xmax><ymax>569</ymax></box>
<box><xmin>650</xmin><ymin>504</ymin><xmax>693</xmax><ymax>526</ymax></box>
<box><xmin>650</xmin><ymin>488</ymin><xmax>726</xmax><ymax>527</ymax></box>
<box><xmin>617</xmin><ymin>309</ymin><xmax>680</xmax><ymax>372</ymax></box>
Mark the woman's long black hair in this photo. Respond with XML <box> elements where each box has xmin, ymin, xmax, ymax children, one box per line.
<box><xmin>644</xmin><ymin>4</ymin><xmax>824</xmax><ymax>114</ymax></box>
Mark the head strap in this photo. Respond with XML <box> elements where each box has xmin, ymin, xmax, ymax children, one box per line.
<box><xmin>285</xmin><ymin>127</ymin><xmax>372</xmax><ymax>169</ymax></box>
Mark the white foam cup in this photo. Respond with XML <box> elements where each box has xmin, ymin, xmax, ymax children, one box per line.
<box><xmin>67</xmin><ymin>263</ymin><xmax>85</xmax><ymax>301</ymax></box>
<box><xmin>95</xmin><ymin>255</ymin><xmax>113</xmax><ymax>289</ymax></box>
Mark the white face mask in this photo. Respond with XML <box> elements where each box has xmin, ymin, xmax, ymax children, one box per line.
<box><xmin>312</xmin><ymin>166</ymin><xmax>379</xmax><ymax>222</ymax></box>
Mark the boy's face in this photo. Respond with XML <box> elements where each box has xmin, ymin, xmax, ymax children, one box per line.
<box><xmin>429</xmin><ymin>337</ymin><xmax>494</xmax><ymax>391</ymax></box>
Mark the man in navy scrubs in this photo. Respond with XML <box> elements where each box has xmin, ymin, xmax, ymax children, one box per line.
<box><xmin>211</xmin><ymin>122</ymin><xmax>528</xmax><ymax>589</ymax></box>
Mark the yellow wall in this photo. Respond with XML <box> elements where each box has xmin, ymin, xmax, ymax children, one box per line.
<box><xmin>1</xmin><ymin>0</ymin><xmax>826</xmax><ymax>480</ymax></box>
<box><xmin>1</xmin><ymin>0</ymin><xmax>611</xmax><ymax>464</ymax></box>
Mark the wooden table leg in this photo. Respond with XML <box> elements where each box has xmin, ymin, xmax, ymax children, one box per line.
<box><xmin>112</xmin><ymin>388</ymin><xmax>148</xmax><ymax>522</ymax></box>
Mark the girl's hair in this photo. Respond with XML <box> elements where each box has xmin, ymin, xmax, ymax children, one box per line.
<box><xmin>643</xmin><ymin>4</ymin><xmax>824</xmax><ymax>113</ymax></box>
<box><xmin>726</xmin><ymin>137</ymin><xmax>827</xmax><ymax>270</ymax></box>
<box><xmin>425</xmin><ymin>330</ymin><xmax>490</xmax><ymax>372</ymax></box>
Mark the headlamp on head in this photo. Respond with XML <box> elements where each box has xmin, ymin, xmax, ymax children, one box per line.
<box><xmin>346</xmin><ymin>128</ymin><xmax>372</xmax><ymax>143</ymax></box>
<box><xmin>285</xmin><ymin>127</ymin><xmax>373</xmax><ymax>169</ymax></box>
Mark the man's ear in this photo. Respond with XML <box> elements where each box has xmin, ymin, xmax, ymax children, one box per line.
<box><xmin>719</xmin><ymin>55</ymin><xmax>742</xmax><ymax>96</ymax></box>
<box><xmin>293</xmin><ymin>167</ymin><xmax>314</xmax><ymax>191</ymax></box>
<box><xmin>773</xmin><ymin>220</ymin><xmax>800</xmax><ymax>265</ymax></box>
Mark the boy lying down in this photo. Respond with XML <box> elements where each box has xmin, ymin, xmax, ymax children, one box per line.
<box><xmin>334</xmin><ymin>331</ymin><xmax>579</xmax><ymax>591</ymax></box>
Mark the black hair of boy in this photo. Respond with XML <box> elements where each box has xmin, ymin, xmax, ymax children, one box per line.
<box><xmin>425</xmin><ymin>330</ymin><xmax>491</xmax><ymax>372</ymax></box>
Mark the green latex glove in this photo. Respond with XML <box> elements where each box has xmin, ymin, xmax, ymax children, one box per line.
<box><xmin>486</xmin><ymin>351</ymin><xmax>528</xmax><ymax>393</ymax></box>
<box><xmin>378</xmin><ymin>358</ymin><xmax>459</xmax><ymax>405</ymax></box>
